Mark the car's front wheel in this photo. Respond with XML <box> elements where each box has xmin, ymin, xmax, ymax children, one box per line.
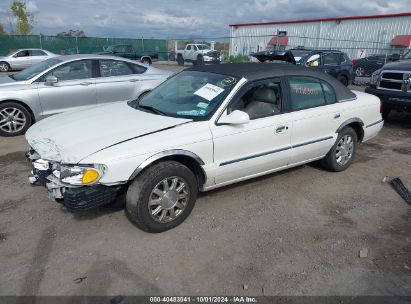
<box><xmin>0</xmin><ymin>102</ymin><xmax>32</xmax><ymax>137</ymax></box>
<box><xmin>126</xmin><ymin>161</ymin><xmax>198</xmax><ymax>233</ymax></box>
<box><xmin>320</xmin><ymin>127</ymin><xmax>358</xmax><ymax>172</ymax></box>
<box><xmin>0</xmin><ymin>61</ymin><xmax>10</xmax><ymax>72</ymax></box>
<box><xmin>354</xmin><ymin>66</ymin><xmax>364</xmax><ymax>77</ymax></box>
<box><xmin>337</xmin><ymin>74</ymin><xmax>349</xmax><ymax>86</ymax></box>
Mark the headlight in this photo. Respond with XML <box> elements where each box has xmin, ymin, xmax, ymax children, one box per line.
<box><xmin>370</xmin><ymin>69</ymin><xmax>381</xmax><ymax>85</ymax></box>
<box><xmin>57</xmin><ymin>164</ymin><xmax>106</xmax><ymax>185</ymax></box>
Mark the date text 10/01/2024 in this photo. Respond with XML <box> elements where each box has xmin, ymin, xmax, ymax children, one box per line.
<box><xmin>149</xmin><ymin>296</ymin><xmax>258</xmax><ymax>303</ymax></box>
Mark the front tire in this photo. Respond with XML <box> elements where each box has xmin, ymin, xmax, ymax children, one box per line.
<box><xmin>320</xmin><ymin>127</ymin><xmax>358</xmax><ymax>172</ymax></box>
<box><xmin>354</xmin><ymin>66</ymin><xmax>364</xmax><ymax>77</ymax></box>
<box><xmin>177</xmin><ymin>55</ymin><xmax>184</xmax><ymax>66</ymax></box>
<box><xmin>0</xmin><ymin>61</ymin><xmax>10</xmax><ymax>72</ymax></box>
<box><xmin>141</xmin><ymin>58</ymin><xmax>151</xmax><ymax>65</ymax></box>
<box><xmin>126</xmin><ymin>161</ymin><xmax>198</xmax><ymax>233</ymax></box>
<box><xmin>337</xmin><ymin>74</ymin><xmax>349</xmax><ymax>86</ymax></box>
<box><xmin>0</xmin><ymin>102</ymin><xmax>32</xmax><ymax>137</ymax></box>
<box><xmin>197</xmin><ymin>55</ymin><xmax>204</xmax><ymax>66</ymax></box>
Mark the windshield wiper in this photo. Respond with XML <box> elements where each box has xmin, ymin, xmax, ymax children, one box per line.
<box><xmin>138</xmin><ymin>104</ymin><xmax>167</xmax><ymax>116</ymax></box>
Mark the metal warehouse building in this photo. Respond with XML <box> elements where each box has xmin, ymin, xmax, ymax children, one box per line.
<box><xmin>229</xmin><ymin>12</ymin><xmax>411</xmax><ymax>59</ymax></box>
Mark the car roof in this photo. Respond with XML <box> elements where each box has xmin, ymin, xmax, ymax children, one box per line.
<box><xmin>187</xmin><ymin>63</ymin><xmax>356</xmax><ymax>101</ymax></box>
<box><xmin>54</xmin><ymin>54</ymin><xmax>138</xmax><ymax>62</ymax></box>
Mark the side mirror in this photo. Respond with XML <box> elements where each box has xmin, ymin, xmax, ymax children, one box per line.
<box><xmin>218</xmin><ymin>110</ymin><xmax>250</xmax><ymax>125</ymax></box>
<box><xmin>45</xmin><ymin>75</ymin><xmax>58</xmax><ymax>85</ymax></box>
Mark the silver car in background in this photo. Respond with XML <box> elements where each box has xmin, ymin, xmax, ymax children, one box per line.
<box><xmin>0</xmin><ymin>54</ymin><xmax>172</xmax><ymax>136</ymax></box>
<box><xmin>0</xmin><ymin>49</ymin><xmax>58</xmax><ymax>72</ymax></box>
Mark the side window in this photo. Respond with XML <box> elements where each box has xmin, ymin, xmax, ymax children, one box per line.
<box><xmin>16</xmin><ymin>50</ymin><xmax>29</xmax><ymax>57</ymax></box>
<box><xmin>186</xmin><ymin>45</ymin><xmax>192</xmax><ymax>51</ymax></box>
<box><xmin>130</xmin><ymin>63</ymin><xmax>147</xmax><ymax>74</ymax></box>
<box><xmin>48</xmin><ymin>60</ymin><xmax>93</xmax><ymax>81</ymax></box>
<box><xmin>229</xmin><ymin>80</ymin><xmax>282</xmax><ymax>120</ymax></box>
<box><xmin>125</xmin><ymin>46</ymin><xmax>133</xmax><ymax>52</ymax></box>
<box><xmin>321</xmin><ymin>81</ymin><xmax>337</xmax><ymax>104</ymax></box>
<box><xmin>322</xmin><ymin>53</ymin><xmax>340</xmax><ymax>65</ymax></box>
<box><xmin>100</xmin><ymin>59</ymin><xmax>133</xmax><ymax>77</ymax></box>
<box><xmin>289</xmin><ymin>77</ymin><xmax>327</xmax><ymax>110</ymax></box>
<box><xmin>30</xmin><ymin>50</ymin><xmax>46</xmax><ymax>56</ymax></box>
<box><xmin>114</xmin><ymin>46</ymin><xmax>126</xmax><ymax>53</ymax></box>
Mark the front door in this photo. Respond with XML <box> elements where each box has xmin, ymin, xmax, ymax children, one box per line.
<box><xmin>37</xmin><ymin>59</ymin><xmax>97</xmax><ymax>118</ymax></box>
<box><xmin>210</xmin><ymin>78</ymin><xmax>292</xmax><ymax>185</ymax></box>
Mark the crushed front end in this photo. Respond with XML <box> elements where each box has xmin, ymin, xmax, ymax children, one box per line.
<box><xmin>26</xmin><ymin>148</ymin><xmax>121</xmax><ymax>212</ymax></box>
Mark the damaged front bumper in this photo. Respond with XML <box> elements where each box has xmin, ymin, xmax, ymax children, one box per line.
<box><xmin>26</xmin><ymin>148</ymin><xmax>121</xmax><ymax>212</ymax></box>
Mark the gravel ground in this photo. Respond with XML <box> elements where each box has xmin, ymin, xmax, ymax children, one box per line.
<box><xmin>0</xmin><ymin>65</ymin><xmax>410</xmax><ymax>296</ymax></box>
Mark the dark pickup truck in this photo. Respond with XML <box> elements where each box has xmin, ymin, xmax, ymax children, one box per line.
<box><xmin>100</xmin><ymin>44</ymin><xmax>159</xmax><ymax>65</ymax></box>
<box><xmin>365</xmin><ymin>50</ymin><xmax>411</xmax><ymax>119</ymax></box>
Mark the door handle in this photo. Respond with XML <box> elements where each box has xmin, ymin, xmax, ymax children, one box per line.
<box><xmin>334</xmin><ymin>113</ymin><xmax>341</xmax><ymax>119</ymax></box>
<box><xmin>275</xmin><ymin>125</ymin><xmax>288</xmax><ymax>133</ymax></box>
<box><xmin>80</xmin><ymin>82</ymin><xmax>92</xmax><ymax>86</ymax></box>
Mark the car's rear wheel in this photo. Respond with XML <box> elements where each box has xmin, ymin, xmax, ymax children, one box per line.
<box><xmin>337</xmin><ymin>75</ymin><xmax>349</xmax><ymax>86</ymax></box>
<box><xmin>0</xmin><ymin>61</ymin><xmax>10</xmax><ymax>72</ymax></box>
<box><xmin>354</xmin><ymin>66</ymin><xmax>364</xmax><ymax>77</ymax></box>
<box><xmin>320</xmin><ymin>127</ymin><xmax>358</xmax><ymax>172</ymax></box>
<box><xmin>0</xmin><ymin>102</ymin><xmax>32</xmax><ymax>137</ymax></box>
<box><xmin>126</xmin><ymin>161</ymin><xmax>198</xmax><ymax>233</ymax></box>
<box><xmin>177</xmin><ymin>55</ymin><xmax>184</xmax><ymax>66</ymax></box>
<box><xmin>141</xmin><ymin>58</ymin><xmax>151</xmax><ymax>65</ymax></box>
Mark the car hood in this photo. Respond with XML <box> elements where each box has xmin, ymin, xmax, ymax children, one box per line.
<box><xmin>382</xmin><ymin>60</ymin><xmax>411</xmax><ymax>70</ymax></box>
<box><xmin>26</xmin><ymin>102</ymin><xmax>191</xmax><ymax>163</ymax></box>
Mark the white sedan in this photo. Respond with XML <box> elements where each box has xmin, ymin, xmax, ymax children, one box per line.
<box><xmin>26</xmin><ymin>63</ymin><xmax>384</xmax><ymax>233</ymax></box>
<box><xmin>0</xmin><ymin>48</ymin><xmax>57</xmax><ymax>72</ymax></box>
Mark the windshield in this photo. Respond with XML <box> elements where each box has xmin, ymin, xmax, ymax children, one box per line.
<box><xmin>5</xmin><ymin>50</ymin><xmax>17</xmax><ymax>57</ymax></box>
<box><xmin>291</xmin><ymin>50</ymin><xmax>311</xmax><ymax>62</ymax></box>
<box><xmin>197</xmin><ymin>45</ymin><xmax>209</xmax><ymax>50</ymax></box>
<box><xmin>403</xmin><ymin>50</ymin><xmax>411</xmax><ymax>60</ymax></box>
<box><xmin>129</xmin><ymin>71</ymin><xmax>239</xmax><ymax>120</ymax></box>
<box><xmin>13</xmin><ymin>58</ymin><xmax>62</xmax><ymax>81</ymax></box>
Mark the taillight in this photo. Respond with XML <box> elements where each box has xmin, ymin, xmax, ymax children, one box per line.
<box><xmin>351</xmin><ymin>60</ymin><xmax>356</xmax><ymax>66</ymax></box>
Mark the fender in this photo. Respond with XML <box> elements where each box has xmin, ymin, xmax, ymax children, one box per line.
<box><xmin>336</xmin><ymin>117</ymin><xmax>364</xmax><ymax>133</ymax></box>
<box><xmin>129</xmin><ymin>149</ymin><xmax>205</xmax><ymax>181</ymax></box>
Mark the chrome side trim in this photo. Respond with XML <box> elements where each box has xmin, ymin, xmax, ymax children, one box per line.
<box><xmin>129</xmin><ymin>149</ymin><xmax>206</xmax><ymax>181</ymax></box>
<box><xmin>366</xmin><ymin>119</ymin><xmax>384</xmax><ymax>128</ymax></box>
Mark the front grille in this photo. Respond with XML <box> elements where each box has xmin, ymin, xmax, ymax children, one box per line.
<box><xmin>378</xmin><ymin>71</ymin><xmax>410</xmax><ymax>92</ymax></box>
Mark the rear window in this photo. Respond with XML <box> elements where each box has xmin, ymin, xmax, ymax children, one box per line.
<box><xmin>289</xmin><ymin>77</ymin><xmax>336</xmax><ymax>110</ymax></box>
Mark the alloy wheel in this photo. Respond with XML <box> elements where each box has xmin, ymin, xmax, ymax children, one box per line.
<box><xmin>148</xmin><ymin>176</ymin><xmax>190</xmax><ymax>223</ymax></box>
<box><xmin>0</xmin><ymin>107</ymin><xmax>27</xmax><ymax>134</ymax></box>
<box><xmin>0</xmin><ymin>62</ymin><xmax>9</xmax><ymax>72</ymax></box>
<box><xmin>355</xmin><ymin>67</ymin><xmax>364</xmax><ymax>77</ymax></box>
<box><xmin>335</xmin><ymin>135</ymin><xmax>354</xmax><ymax>166</ymax></box>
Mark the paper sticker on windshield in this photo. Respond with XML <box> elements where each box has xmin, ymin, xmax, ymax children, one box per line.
<box><xmin>194</xmin><ymin>83</ymin><xmax>224</xmax><ymax>102</ymax></box>
<box><xmin>197</xmin><ymin>102</ymin><xmax>209</xmax><ymax>109</ymax></box>
<box><xmin>220</xmin><ymin>77</ymin><xmax>237</xmax><ymax>86</ymax></box>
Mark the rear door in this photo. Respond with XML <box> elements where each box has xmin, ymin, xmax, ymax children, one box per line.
<box><xmin>10</xmin><ymin>50</ymin><xmax>31</xmax><ymax>69</ymax></box>
<box><xmin>95</xmin><ymin>59</ymin><xmax>147</xmax><ymax>104</ymax></box>
<box><xmin>319</xmin><ymin>52</ymin><xmax>342</xmax><ymax>78</ymax></box>
<box><xmin>287</xmin><ymin>76</ymin><xmax>343</xmax><ymax>165</ymax></box>
<box><xmin>29</xmin><ymin>50</ymin><xmax>49</xmax><ymax>65</ymax></box>
<box><xmin>37</xmin><ymin>59</ymin><xmax>97</xmax><ymax>117</ymax></box>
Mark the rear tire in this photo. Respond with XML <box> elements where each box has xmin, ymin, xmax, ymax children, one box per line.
<box><xmin>320</xmin><ymin>127</ymin><xmax>358</xmax><ymax>172</ymax></box>
<box><xmin>0</xmin><ymin>102</ymin><xmax>32</xmax><ymax>137</ymax></box>
<box><xmin>0</xmin><ymin>61</ymin><xmax>10</xmax><ymax>72</ymax></box>
<box><xmin>126</xmin><ymin>161</ymin><xmax>198</xmax><ymax>233</ymax></box>
<box><xmin>197</xmin><ymin>54</ymin><xmax>204</xmax><ymax>66</ymax></box>
<box><xmin>337</xmin><ymin>75</ymin><xmax>349</xmax><ymax>86</ymax></box>
<box><xmin>177</xmin><ymin>55</ymin><xmax>184</xmax><ymax>66</ymax></box>
<box><xmin>141</xmin><ymin>58</ymin><xmax>151</xmax><ymax>65</ymax></box>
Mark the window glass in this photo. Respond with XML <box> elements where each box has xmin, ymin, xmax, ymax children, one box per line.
<box><xmin>187</xmin><ymin>45</ymin><xmax>192</xmax><ymax>50</ymax></box>
<box><xmin>16</xmin><ymin>50</ymin><xmax>29</xmax><ymax>57</ymax></box>
<box><xmin>30</xmin><ymin>50</ymin><xmax>46</xmax><ymax>56</ymax></box>
<box><xmin>130</xmin><ymin>63</ymin><xmax>147</xmax><ymax>74</ymax></box>
<box><xmin>100</xmin><ymin>59</ymin><xmax>133</xmax><ymax>77</ymax></box>
<box><xmin>322</xmin><ymin>53</ymin><xmax>340</xmax><ymax>65</ymax></box>
<box><xmin>289</xmin><ymin>77</ymin><xmax>326</xmax><ymax>110</ymax></box>
<box><xmin>114</xmin><ymin>45</ymin><xmax>126</xmax><ymax>53</ymax></box>
<box><xmin>130</xmin><ymin>71</ymin><xmax>238</xmax><ymax>120</ymax></box>
<box><xmin>229</xmin><ymin>81</ymin><xmax>282</xmax><ymax>119</ymax></box>
<box><xmin>321</xmin><ymin>81</ymin><xmax>337</xmax><ymax>104</ymax></box>
<box><xmin>48</xmin><ymin>60</ymin><xmax>93</xmax><ymax>81</ymax></box>
<box><xmin>13</xmin><ymin>58</ymin><xmax>61</xmax><ymax>81</ymax></box>
<box><xmin>125</xmin><ymin>46</ymin><xmax>133</xmax><ymax>52</ymax></box>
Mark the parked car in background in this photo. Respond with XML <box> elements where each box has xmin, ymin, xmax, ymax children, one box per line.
<box><xmin>100</xmin><ymin>44</ymin><xmax>159</xmax><ymax>65</ymax></box>
<box><xmin>176</xmin><ymin>44</ymin><xmax>220</xmax><ymax>66</ymax></box>
<box><xmin>352</xmin><ymin>54</ymin><xmax>400</xmax><ymax>77</ymax></box>
<box><xmin>0</xmin><ymin>54</ymin><xmax>172</xmax><ymax>136</ymax></box>
<box><xmin>298</xmin><ymin>50</ymin><xmax>353</xmax><ymax>86</ymax></box>
<box><xmin>0</xmin><ymin>49</ymin><xmax>57</xmax><ymax>72</ymax></box>
<box><xmin>26</xmin><ymin>63</ymin><xmax>383</xmax><ymax>233</ymax></box>
<box><xmin>251</xmin><ymin>49</ymin><xmax>353</xmax><ymax>86</ymax></box>
<box><xmin>365</xmin><ymin>49</ymin><xmax>411</xmax><ymax>119</ymax></box>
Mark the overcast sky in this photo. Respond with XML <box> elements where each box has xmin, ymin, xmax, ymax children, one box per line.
<box><xmin>0</xmin><ymin>0</ymin><xmax>410</xmax><ymax>38</ymax></box>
